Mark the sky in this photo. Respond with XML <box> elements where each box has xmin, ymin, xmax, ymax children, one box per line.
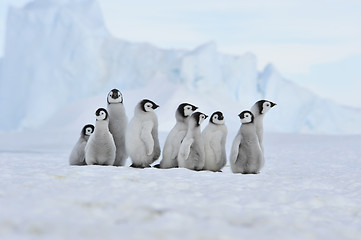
<box><xmin>1</xmin><ymin>0</ymin><xmax>361</xmax><ymax>108</ymax></box>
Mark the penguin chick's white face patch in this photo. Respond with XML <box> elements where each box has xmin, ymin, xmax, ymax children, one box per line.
<box><xmin>144</xmin><ymin>102</ymin><xmax>154</xmax><ymax>112</ymax></box>
<box><xmin>184</xmin><ymin>105</ymin><xmax>195</xmax><ymax>117</ymax></box>
<box><xmin>96</xmin><ymin>108</ymin><xmax>108</xmax><ymax>121</ymax></box>
<box><xmin>82</xmin><ymin>124</ymin><xmax>94</xmax><ymax>136</ymax></box>
<box><xmin>140</xmin><ymin>99</ymin><xmax>159</xmax><ymax>112</ymax></box>
<box><xmin>107</xmin><ymin>89</ymin><xmax>123</xmax><ymax>104</ymax></box>
<box><xmin>211</xmin><ymin>112</ymin><xmax>225</xmax><ymax>125</ymax></box>
<box><xmin>85</xmin><ymin>127</ymin><xmax>93</xmax><ymax>136</ymax></box>
<box><xmin>261</xmin><ymin>101</ymin><xmax>276</xmax><ymax>114</ymax></box>
<box><xmin>262</xmin><ymin>101</ymin><xmax>271</xmax><ymax>114</ymax></box>
<box><xmin>240</xmin><ymin>111</ymin><xmax>254</xmax><ymax>124</ymax></box>
<box><xmin>198</xmin><ymin>114</ymin><xmax>207</xmax><ymax>125</ymax></box>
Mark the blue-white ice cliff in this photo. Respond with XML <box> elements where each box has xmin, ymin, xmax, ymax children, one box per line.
<box><xmin>1</xmin><ymin>0</ymin><xmax>361</xmax><ymax>134</ymax></box>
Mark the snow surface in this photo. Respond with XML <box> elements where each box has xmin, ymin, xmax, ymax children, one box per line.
<box><xmin>1</xmin><ymin>130</ymin><xmax>361</xmax><ymax>240</ymax></box>
<box><xmin>1</xmin><ymin>0</ymin><xmax>361</xmax><ymax>134</ymax></box>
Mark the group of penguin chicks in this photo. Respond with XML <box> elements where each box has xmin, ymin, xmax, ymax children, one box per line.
<box><xmin>69</xmin><ymin>89</ymin><xmax>276</xmax><ymax>174</ymax></box>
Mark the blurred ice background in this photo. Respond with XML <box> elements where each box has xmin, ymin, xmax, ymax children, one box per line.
<box><xmin>0</xmin><ymin>0</ymin><xmax>360</xmax><ymax>134</ymax></box>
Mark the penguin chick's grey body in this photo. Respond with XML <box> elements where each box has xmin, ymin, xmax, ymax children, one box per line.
<box><xmin>126</xmin><ymin>99</ymin><xmax>161</xmax><ymax>168</ymax></box>
<box><xmin>157</xmin><ymin>103</ymin><xmax>198</xmax><ymax>169</ymax></box>
<box><xmin>250</xmin><ymin>100</ymin><xmax>276</xmax><ymax>152</ymax></box>
<box><xmin>85</xmin><ymin>108</ymin><xmax>116</xmax><ymax>166</ymax></box>
<box><xmin>178</xmin><ymin>112</ymin><xmax>208</xmax><ymax>171</ymax></box>
<box><xmin>69</xmin><ymin>124</ymin><xmax>94</xmax><ymax>166</ymax></box>
<box><xmin>202</xmin><ymin>111</ymin><xmax>228</xmax><ymax>172</ymax></box>
<box><xmin>107</xmin><ymin>89</ymin><xmax>128</xmax><ymax>166</ymax></box>
<box><xmin>230</xmin><ymin>111</ymin><xmax>263</xmax><ymax>174</ymax></box>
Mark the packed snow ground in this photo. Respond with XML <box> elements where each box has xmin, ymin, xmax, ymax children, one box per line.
<box><xmin>1</xmin><ymin>131</ymin><xmax>360</xmax><ymax>240</ymax></box>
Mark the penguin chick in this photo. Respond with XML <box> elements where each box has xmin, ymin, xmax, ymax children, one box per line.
<box><xmin>250</xmin><ymin>100</ymin><xmax>276</xmax><ymax>153</ymax></box>
<box><xmin>178</xmin><ymin>112</ymin><xmax>208</xmax><ymax>171</ymax></box>
<box><xmin>126</xmin><ymin>99</ymin><xmax>160</xmax><ymax>168</ymax></box>
<box><xmin>69</xmin><ymin>124</ymin><xmax>94</xmax><ymax>166</ymax></box>
<box><xmin>85</xmin><ymin>108</ymin><xmax>116</xmax><ymax>166</ymax></box>
<box><xmin>202</xmin><ymin>111</ymin><xmax>228</xmax><ymax>172</ymax></box>
<box><xmin>156</xmin><ymin>103</ymin><xmax>198</xmax><ymax>169</ymax></box>
<box><xmin>107</xmin><ymin>89</ymin><xmax>128</xmax><ymax>166</ymax></box>
<box><xmin>230</xmin><ymin>111</ymin><xmax>263</xmax><ymax>174</ymax></box>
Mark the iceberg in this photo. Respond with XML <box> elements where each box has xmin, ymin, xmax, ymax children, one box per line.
<box><xmin>0</xmin><ymin>0</ymin><xmax>360</xmax><ymax>134</ymax></box>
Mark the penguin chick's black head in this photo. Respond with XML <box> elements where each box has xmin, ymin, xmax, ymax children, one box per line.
<box><xmin>95</xmin><ymin>108</ymin><xmax>108</xmax><ymax>121</ymax></box>
<box><xmin>238</xmin><ymin>110</ymin><xmax>254</xmax><ymax>124</ymax></box>
<box><xmin>210</xmin><ymin>111</ymin><xmax>224</xmax><ymax>124</ymax></box>
<box><xmin>255</xmin><ymin>100</ymin><xmax>276</xmax><ymax>115</ymax></box>
<box><xmin>107</xmin><ymin>89</ymin><xmax>123</xmax><ymax>104</ymax></box>
<box><xmin>140</xmin><ymin>99</ymin><xmax>159</xmax><ymax>112</ymax></box>
<box><xmin>178</xmin><ymin>103</ymin><xmax>198</xmax><ymax>118</ymax></box>
<box><xmin>82</xmin><ymin>124</ymin><xmax>95</xmax><ymax>136</ymax></box>
<box><xmin>192</xmin><ymin>112</ymin><xmax>208</xmax><ymax>126</ymax></box>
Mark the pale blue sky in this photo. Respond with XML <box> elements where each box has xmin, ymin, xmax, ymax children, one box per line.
<box><xmin>1</xmin><ymin>0</ymin><xmax>360</xmax><ymax>107</ymax></box>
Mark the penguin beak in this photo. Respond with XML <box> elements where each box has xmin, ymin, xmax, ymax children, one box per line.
<box><xmin>205</xmin><ymin>115</ymin><xmax>208</xmax><ymax>119</ymax></box>
<box><xmin>153</xmin><ymin>104</ymin><xmax>160</xmax><ymax>109</ymax></box>
<box><xmin>271</xmin><ymin>102</ymin><xmax>277</xmax><ymax>107</ymax></box>
<box><xmin>238</xmin><ymin>113</ymin><xmax>242</xmax><ymax>119</ymax></box>
<box><xmin>193</xmin><ymin>106</ymin><xmax>198</xmax><ymax>111</ymax></box>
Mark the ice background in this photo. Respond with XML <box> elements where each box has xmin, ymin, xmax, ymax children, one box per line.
<box><xmin>0</xmin><ymin>0</ymin><xmax>361</xmax><ymax>134</ymax></box>
<box><xmin>0</xmin><ymin>0</ymin><xmax>360</xmax><ymax>239</ymax></box>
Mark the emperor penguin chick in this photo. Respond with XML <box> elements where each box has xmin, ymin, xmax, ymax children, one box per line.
<box><xmin>251</xmin><ymin>100</ymin><xmax>276</xmax><ymax>152</ymax></box>
<box><xmin>69</xmin><ymin>124</ymin><xmax>94</xmax><ymax>166</ymax></box>
<box><xmin>178</xmin><ymin>112</ymin><xmax>208</xmax><ymax>171</ymax></box>
<box><xmin>85</xmin><ymin>108</ymin><xmax>116</xmax><ymax>166</ymax></box>
<box><xmin>202</xmin><ymin>111</ymin><xmax>228</xmax><ymax>172</ymax></box>
<box><xmin>126</xmin><ymin>99</ymin><xmax>160</xmax><ymax>168</ymax></box>
<box><xmin>107</xmin><ymin>89</ymin><xmax>128</xmax><ymax>166</ymax></box>
<box><xmin>156</xmin><ymin>103</ymin><xmax>198</xmax><ymax>169</ymax></box>
<box><xmin>230</xmin><ymin>111</ymin><xmax>263</xmax><ymax>174</ymax></box>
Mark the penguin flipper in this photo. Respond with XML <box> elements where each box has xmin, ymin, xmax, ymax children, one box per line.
<box><xmin>140</xmin><ymin>121</ymin><xmax>154</xmax><ymax>155</ymax></box>
<box><xmin>170</xmin><ymin>130</ymin><xmax>186</xmax><ymax>160</ymax></box>
<box><xmin>230</xmin><ymin>133</ymin><xmax>242</xmax><ymax>164</ymax></box>
<box><xmin>210</xmin><ymin>131</ymin><xmax>223</xmax><ymax>164</ymax></box>
<box><xmin>179</xmin><ymin>137</ymin><xmax>193</xmax><ymax>161</ymax></box>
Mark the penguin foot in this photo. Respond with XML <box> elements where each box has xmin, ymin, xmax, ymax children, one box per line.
<box><xmin>153</xmin><ymin>164</ymin><xmax>161</xmax><ymax>168</ymax></box>
<box><xmin>130</xmin><ymin>163</ymin><xmax>142</xmax><ymax>168</ymax></box>
<box><xmin>242</xmin><ymin>171</ymin><xmax>259</xmax><ymax>174</ymax></box>
<box><xmin>194</xmin><ymin>168</ymin><xmax>205</xmax><ymax>172</ymax></box>
<box><xmin>130</xmin><ymin>163</ymin><xmax>152</xmax><ymax>169</ymax></box>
